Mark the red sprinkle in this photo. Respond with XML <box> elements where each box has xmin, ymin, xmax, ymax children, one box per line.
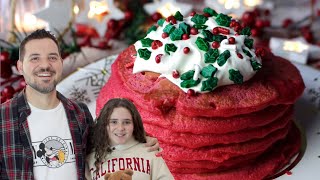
<box><xmin>187</xmin><ymin>89</ymin><xmax>196</xmax><ymax>97</ymax></box>
<box><xmin>189</xmin><ymin>11</ymin><xmax>196</xmax><ymax>16</ymax></box>
<box><xmin>190</xmin><ymin>27</ymin><xmax>198</xmax><ymax>35</ymax></box>
<box><xmin>141</xmin><ymin>72</ymin><xmax>145</xmax><ymax>75</ymax></box>
<box><xmin>166</xmin><ymin>15</ymin><xmax>177</xmax><ymax>24</ymax></box>
<box><xmin>212</xmin><ymin>41</ymin><xmax>220</xmax><ymax>49</ymax></box>
<box><xmin>212</xmin><ymin>27</ymin><xmax>219</xmax><ymax>35</ymax></box>
<box><xmin>230</xmin><ymin>20</ymin><xmax>237</xmax><ymax>27</ymax></box>
<box><xmin>162</xmin><ymin>32</ymin><xmax>169</xmax><ymax>39</ymax></box>
<box><xmin>125</xmin><ymin>61</ymin><xmax>135</xmax><ymax>68</ymax></box>
<box><xmin>155</xmin><ymin>54</ymin><xmax>163</xmax><ymax>63</ymax></box>
<box><xmin>203</xmin><ymin>13</ymin><xmax>210</xmax><ymax>17</ymax></box>
<box><xmin>228</xmin><ymin>37</ymin><xmax>236</xmax><ymax>44</ymax></box>
<box><xmin>218</xmin><ymin>27</ymin><xmax>230</xmax><ymax>35</ymax></box>
<box><xmin>255</xmin><ymin>47</ymin><xmax>267</xmax><ymax>57</ymax></box>
<box><xmin>237</xmin><ymin>53</ymin><xmax>243</xmax><ymax>59</ymax></box>
<box><xmin>151</xmin><ymin>40</ymin><xmax>163</xmax><ymax>50</ymax></box>
<box><xmin>182</xmin><ymin>34</ymin><xmax>189</xmax><ymax>40</ymax></box>
<box><xmin>183</xmin><ymin>47</ymin><xmax>190</xmax><ymax>54</ymax></box>
<box><xmin>172</xmin><ymin>70</ymin><xmax>180</xmax><ymax>78</ymax></box>
<box><xmin>234</xmin><ymin>24</ymin><xmax>242</xmax><ymax>32</ymax></box>
<box><xmin>285</xmin><ymin>171</ymin><xmax>292</xmax><ymax>175</ymax></box>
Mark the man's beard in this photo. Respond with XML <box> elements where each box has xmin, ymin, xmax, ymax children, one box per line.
<box><xmin>25</xmin><ymin>68</ymin><xmax>60</xmax><ymax>94</ymax></box>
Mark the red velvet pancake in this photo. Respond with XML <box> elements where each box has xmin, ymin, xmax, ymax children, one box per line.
<box><xmin>96</xmin><ymin>44</ymin><xmax>304</xmax><ymax>179</ymax></box>
<box><xmin>96</xmin><ymin>45</ymin><xmax>304</xmax><ymax>118</ymax></box>
<box><xmin>143</xmin><ymin>107</ymin><xmax>292</xmax><ymax>148</ymax></box>
<box><xmin>171</xmin><ymin>124</ymin><xmax>301</xmax><ymax>179</ymax></box>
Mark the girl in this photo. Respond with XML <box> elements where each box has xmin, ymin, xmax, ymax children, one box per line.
<box><xmin>85</xmin><ymin>98</ymin><xmax>174</xmax><ymax>180</ymax></box>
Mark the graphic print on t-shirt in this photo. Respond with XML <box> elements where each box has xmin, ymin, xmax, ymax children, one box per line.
<box><xmin>32</xmin><ymin>136</ymin><xmax>76</xmax><ymax>168</ymax></box>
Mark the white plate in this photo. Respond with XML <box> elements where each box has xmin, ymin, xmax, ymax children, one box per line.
<box><xmin>277</xmin><ymin>64</ymin><xmax>320</xmax><ymax>180</ymax></box>
<box><xmin>57</xmin><ymin>56</ymin><xmax>320</xmax><ymax>179</ymax></box>
<box><xmin>57</xmin><ymin>55</ymin><xmax>117</xmax><ymax>119</ymax></box>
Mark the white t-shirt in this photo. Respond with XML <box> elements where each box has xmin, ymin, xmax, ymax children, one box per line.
<box><xmin>27</xmin><ymin>102</ymin><xmax>77</xmax><ymax>180</ymax></box>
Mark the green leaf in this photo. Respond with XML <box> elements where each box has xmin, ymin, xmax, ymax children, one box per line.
<box><xmin>147</xmin><ymin>25</ymin><xmax>157</xmax><ymax>34</ymax></box>
<box><xmin>164</xmin><ymin>43</ymin><xmax>177</xmax><ymax>55</ymax></box>
<box><xmin>181</xmin><ymin>78</ymin><xmax>201</xmax><ymax>88</ymax></box>
<box><xmin>203</xmin><ymin>7</ymin><xmax>218</xmax><ymax>16</ymax></box>
<box><xmin>212</xmin><ymin>35</ymin><xmax>227</xmax><ymax>42</ymax></box>
<box><xmin>204</xmin><ymin>49</ymin><xmax>219</xmax><ymax>63</ymax></box>
<box><xmin>157</xmin><ymin>19</ymin><xmax>165</xmax><ymax>26</ymax></box>
<box><xmin>179</xmin><ymin>22</ymin><xmax>190</xmax><ymax>34</ymax></box>
<box><xmin>202</xmin><ymin>30</ymin><xmax>214</xmax><ymax>42</ymax></box>
<box><xmin>201</xmin><ymin>64</ymin><xmax>217</xmax><ymax>78</ymax></box>
<box><xmin>174</xmin><ymin>11</ymin><xmax>183</xmax><ymax>21</ymax></box>
<box><xmin>163</xmin><ymin>23</ymin><xmax>176</xmax><ymax>34</ymax></box>
<box><xmin>215</xmin><ymin>13</ymin><xmax>231</xmax><ymax>27</ymax></box>
<box><xmin>140</xmin><ymin>38</ymin><xmax>154</xmax><ymax>47</ymax></box>
<box><xmin>217</xmin><ymin>50</ymin><xmax>231</xmax><ymax>66</ymax></box>
<box><xmin>229</xmin><ymin>69</ymin><xmax>243</xmax><ymax>84</ymax></box>
<box><xmin>138</xmin><ymin>48</ymin><xmax>151</xmax><ymax>60</ymax></box>
<box><xmin>180</xmin><ymin>70</ymin><xmax>195</xmax><ymax>80</ymax></box>
<box><xmin>244</xmin><ymin>38</ymin><xmax>254</xmax><ymax>49</ymax></box>
<box><xmin>191</xmin><ymin>14</ymin><xmax>208</xmax><ymax>25</ymax></box>
<box><xmin>201</xmin><ymin>77</ymin><xmax>218</xmax><ymax>91</ymax></box>
<box><xmin>170</xmin><ymin>28</ymin><xmax>184</xmax><ymax>41</ymax></box>
<box><xmin>195</xmin><ymin>37</ymin><xmax>209</xmax><ymax>52</ymax></box>
<box><xmin>250</xmin><ymin>59</ymin><xmax>262</xmax><ymax>71</ymax></box>
<box><xmin>243</xmin><ymin>48</ymin><xmax>252</xmax><ymax>57</ymax></box>
<box><xmin>193</xmin><ymin>24</ymin><xmax>208</xmax><ymax>29</ymax></box>
<box><xmin>240</xmin><ymin>27</ymin><xmax>251</xmax><ymax>36</ymax></box>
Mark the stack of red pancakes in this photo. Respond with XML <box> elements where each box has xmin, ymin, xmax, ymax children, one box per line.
<box><xmin>96</xmin><ymin>45</ymin><xmax>305</xmax><ymax>180</ymax></box>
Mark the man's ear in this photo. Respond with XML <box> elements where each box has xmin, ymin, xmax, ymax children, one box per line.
<box><xmin>17</xmin><ymin>60</ymin><xmax>23</xmax><ymax>75</ymax></box>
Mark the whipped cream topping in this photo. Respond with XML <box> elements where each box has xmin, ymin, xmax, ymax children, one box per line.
<box><xmin>133</xmin><ymin>9</ymin><xmax>262</xmax><ymax>93</ymax></box>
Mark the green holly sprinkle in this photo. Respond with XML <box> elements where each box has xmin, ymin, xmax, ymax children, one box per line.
<box><xmin>244</xmin><ymin>38</ymin><xmax>254</xmax><ymax>49</ymax></box>
<box><xmin>157</xmin><ymin>19</ymin><xmax>165</xmax><ymax>26</ymax></box>
<box><xmin>163</xmin><ymin>23</ymin><xmax>175</xmax><ymax>34</ymax></box>
<box><xmin>201</xmin><ymin>77</ymin><xmax>218</xmax><ymax>91</ymax></box>
<box><xmin>165</xmin><ymin>43</ymin><xmax>177</xmax><ymax>55</ymax></box>
<box><xmin>203</xmin><ymin>7</ymin><xmax>218</xmax><ymax>17</ymax></box>
<box><xmin>179</xmin><ymin>22</ymin><xmax>190</xmax><ymax>34</ymax></box>
<box><xmin>212</xmin><ymin>35</ymin><xmax>227</xmax><ymax>42</ymax></box>
<box><xmin>191</xmin><ymin>14</ymin><xmax>208</xmax><ymax>25</ymax></box>
<box><xmin>217</xmin><ymin>50</ymin><xmax>231</xmax><ymax>66</ymax></box>
<box><xmin>140</xmin><ymin>38</ymin><xmax>153</xmax><ymax>47</ymax></box>
<box><xmin>181</xmin><ymin>78</ymin><xmax>201</xmax><ymax>88</ymax></box>
<box><xmin>174</xmin><ymin>11</ymin><xmax>183</xmax><ymax>21</ymax></box>
<box><xmin>202</xmin><ymin>30</ymin><xmax>214</xmax><ymax>42</ymax></box>
<box><xmin>195</xmin><ymin>37</ymin><xmax>209</xmax><ymax>52</ymax></box>
<box><xmin>180</xmin><ymin>70</ymin><xmax>195</xmax><ymax>80</ymax></box>
<box><xmin>240</xmin><ymin>27</ymin><xmax>251</xmax><ymax>36</ymax></box>
<box><xmin>147</xmin><ymin>25</ymin><xmax>157</xmax><ymax>34</ymax></box>
<box><xmin>229</xmin><ymin>69</ymin><xmax>243</xmax><ymax>84</ymax></box>
<box><xmin>204</xmin><ymin>49</ymin><xmax>219</xmax><ymax>63</ymax></box>
<box><xmin>250</xmin><ymin>60</ymin><xmax>262</xmax><ymax>71</ymax></box>
<box><xmin>138</xmin><ymin>48</ymin><xmax>151</xmax><ymax>60</ymax></box>
<box><xmin>243</xmin><ymin>48</ymin><xmax>252</xmax><ymax>57</ymax></box>
<box><xmin>215</xmin><ymin>13</ymin><xmax>231</xmax><ymax>27</ymax></box>
<box><xmin>170</xmin><ymin>28</ymin><xmax>184</xmax><ymax>41</ymax></box>
<box><xmin>193</xmin><ymin>24</ymin><xmax>208</xmax><ymax>29</ymax></box>
<box><xmin>201</xmin><ymin>64</ymin><xmax>217</xmax><ymax>78</ymax></box>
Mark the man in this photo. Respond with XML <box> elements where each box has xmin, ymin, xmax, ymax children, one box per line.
<box><xmin>0</xmin><ymin>29</ymin><xmax>158</xmax><ymax>180</ymax></box>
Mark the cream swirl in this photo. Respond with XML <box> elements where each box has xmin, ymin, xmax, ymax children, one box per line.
<box><xmin>133</xmin><ymin>9</ymin><xmax>262</xmax><ymax>93</ymax></box>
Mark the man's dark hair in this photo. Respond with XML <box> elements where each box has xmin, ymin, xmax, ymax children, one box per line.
<box><xmin>19</xmin><ymin>29</ymin><xmax>60</xmax><ymax>61</ymax></box>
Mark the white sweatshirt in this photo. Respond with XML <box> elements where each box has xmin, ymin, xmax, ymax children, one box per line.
<box><xmin>85</xmin><ymin>139</ymin><xmax>174</xmax><ymax>180</ymax></box>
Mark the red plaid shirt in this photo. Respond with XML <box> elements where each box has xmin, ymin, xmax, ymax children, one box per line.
<box><xmin>0</xmin><ymin>90</ymin><xmax>93</xmax><ymax>180</ymax></box>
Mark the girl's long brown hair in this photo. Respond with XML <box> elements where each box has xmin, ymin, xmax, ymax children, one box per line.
<box><xmin>88</xmin><ymin>98</ymin><xmax>147</xmax><ymax>170</ymax></box>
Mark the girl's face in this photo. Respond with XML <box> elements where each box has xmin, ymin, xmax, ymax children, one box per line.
<box><xmin>108</xmin><ymin>107</ymin><xmax>134</xmax><ymax>146</ymax></box>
